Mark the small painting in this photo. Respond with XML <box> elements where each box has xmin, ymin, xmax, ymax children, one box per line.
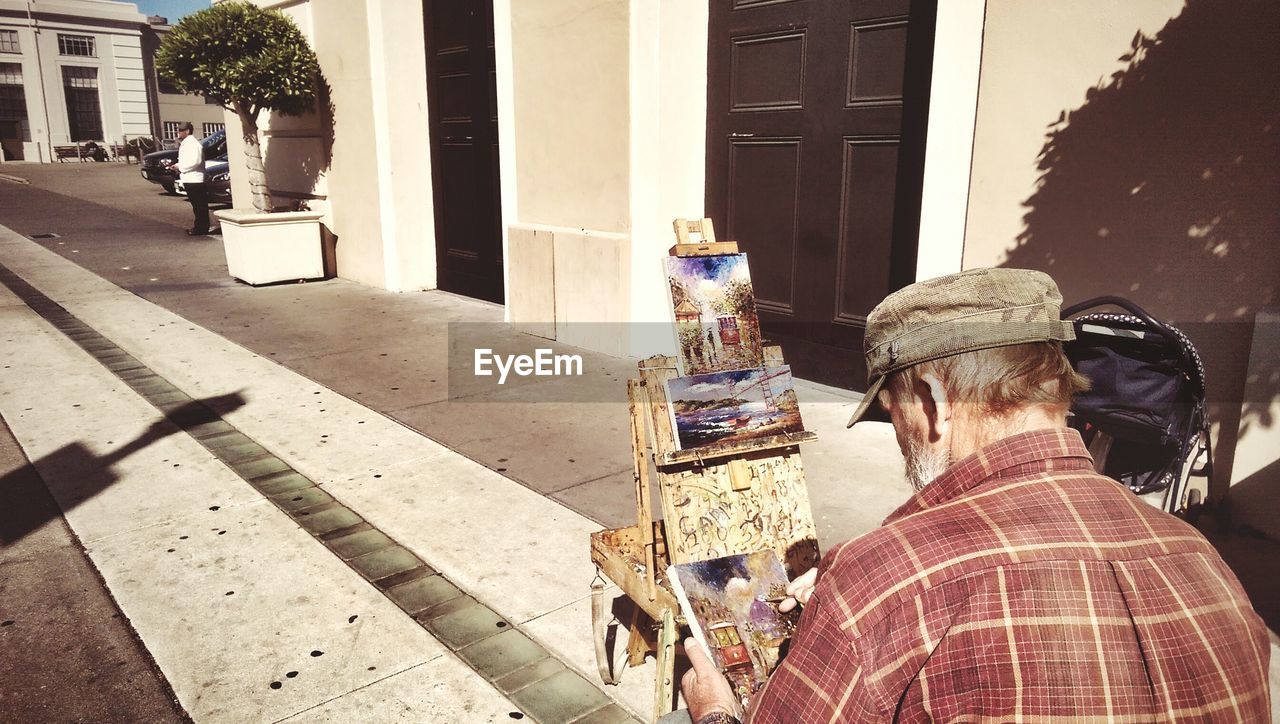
<box><xmin>668</xmin><ymin>551</ymin><xmax>798</xmax><ymax>713</ymax></box>
<box><xmin>665</xmin><ymin>254</ymin><xmax>764</xmax><ymax>375</ymax></box>
<box><xmin>666</xmin><ymin>366</ymin><xmax>805</xmax><ymax>451</ymax></box>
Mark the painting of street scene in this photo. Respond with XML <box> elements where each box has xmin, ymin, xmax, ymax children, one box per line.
<box><xmin>668</xmin><ymin>551</ymin><xmax>797</xmax><ymax>713</ymax></box>
<box><xmin>666</xmin><ymin>366</ymin><xmax>805</xmax><ymax>451</ymax></box>
<box><xmin>665</xmin><ymin>254</ymin><xmax>764</xmax><ymax>375</ymax></box>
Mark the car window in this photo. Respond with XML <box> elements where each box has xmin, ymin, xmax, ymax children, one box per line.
<box><xmin>201</xmin><ymin>130</ymin><xmax>226</xmax><ymax>150</ymax></box>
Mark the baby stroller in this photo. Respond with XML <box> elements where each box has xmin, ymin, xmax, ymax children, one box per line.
<box><xmin>1062</xmin><ymin>297</ymin><xmax>1213</xmax><ymax>514</ymax></box>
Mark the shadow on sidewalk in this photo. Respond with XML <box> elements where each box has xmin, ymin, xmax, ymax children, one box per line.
<box><xmin>0</xmin><ymin>394</ymin><xmax>245</xmax><ymax>546</ymax></box>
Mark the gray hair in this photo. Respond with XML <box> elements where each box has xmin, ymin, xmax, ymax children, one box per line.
<box><xmin>178</xmin><ymin>122</ymin><xmax>194</xmax><ymax>133</ymax></box>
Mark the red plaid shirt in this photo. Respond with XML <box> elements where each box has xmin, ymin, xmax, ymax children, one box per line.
<box><xmin>750</xmin><ymin>428</ymin><xmax>1270</xmax><ymax>722</ymax></box>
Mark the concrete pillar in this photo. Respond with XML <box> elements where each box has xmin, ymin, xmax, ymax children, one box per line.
<box><xmin>915</xmin><ymin>0</ymin><xmax>985</xmax><ymax>281</ymax></box>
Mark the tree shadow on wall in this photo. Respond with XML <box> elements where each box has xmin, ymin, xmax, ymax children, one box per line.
<box><xmin>1000</xmin><ymin>0</ymin><xmax>1280</xmax><ymax>628</ymax></box>
<box><xmin>1001</xmin><ymin>0</ymin><xmax>1280</xmax><ymax>503</ymax></box>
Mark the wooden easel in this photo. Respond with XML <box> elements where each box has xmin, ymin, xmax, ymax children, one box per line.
<box><xmin>590</xmin><ymin>219</ymin><xmax>821</xmax><ymax>721</ymax></box>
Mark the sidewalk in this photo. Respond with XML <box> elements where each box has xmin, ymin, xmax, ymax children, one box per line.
<box><xmin>0</xmin><ymin>164</ymin><xmax>910</xmax><ymax>546</ymax></box>
<box><xmin>0</xmin><ymin>166</ymin><xmax>907</xmax><ymax>722</ymax></box>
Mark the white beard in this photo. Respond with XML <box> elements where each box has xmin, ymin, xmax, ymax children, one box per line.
<box><xmin>904</xmin><ymin>434</ymin><xmax>951</xmax><ymax>492</ymax></box>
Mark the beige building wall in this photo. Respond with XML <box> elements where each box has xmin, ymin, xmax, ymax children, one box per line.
<box><xmin>963</xmin><ymin>0</ymin><xmax>1280</xmax><ymax>501</ymax></box>
<box><xmin>155</xmin><ymin>90</ymin><xmax>226</xmax><ymax>141</ymax></box>
<box><xmin>509</xmin><ymin>0</ymin><xmax>629</xmax><ymax>234</ymax></box>
<box><xmin>224</xmin><ymin>0</ymin><xmax>435</xmax><ymax>292</ymax></box>
<box><xmin>503</xmin><ymin>0</ymin><xmax>706</xmax><ymax>357</ymax></box>
<box><xmin>504</xmin><ymin>0</ymin><xmax>631</xmax><ymax>354</ymax></box>
<box><xmin>142</xmin><ymin>22</ymin><xmax>223</xmax><ymax>144</ymax></box>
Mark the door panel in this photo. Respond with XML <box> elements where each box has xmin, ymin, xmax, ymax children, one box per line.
<box><xmin>836</xmin><ymin>138</ymin><xmax>899</xmax><ymax>321</ymax></box>
<box><xmin>707</xmin><ymin>0</ymin><xmax>935</xmax><ymax>388</ymax></box>
<box><xmin>727</xmin><ymin>139</ymin><xmax>801</xmax><ymax>314</ymax></box>
<box><xmin>730</xmin><ymin>31</ymin><xmax>807</xmax><ymax>111</ymax></box>
<box><xmin>848</xmin><ymin>19</ymin><xmax>909</xmax><ymax>104</ymax></box>
<box><xmin>424</xmin><ymin>0</ymin><xmax>504</xmax><ymax>303</ymax></box>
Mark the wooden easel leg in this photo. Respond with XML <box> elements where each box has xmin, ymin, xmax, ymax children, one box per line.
<box><xmin>654</xmin><ymin>609</ymin><xmax>677</xmax><ymax>718</ymax></box>
<box><xmin>626</xmin><ymin>605</ymin><xmax>651</xmax><ymax>667</ymax></box>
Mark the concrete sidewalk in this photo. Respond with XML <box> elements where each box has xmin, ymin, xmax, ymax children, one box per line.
<box><xmin>0</xmin><ymin>230</ymin><xmax>603</xmax><ymax>721</ymax></box>
<box><xmin>0</xmin><ymin>164</ymin><xmax>910</xmax><ymax>547</ymax></box>
<box><xmin>0</xmin><ymin>166</ymin><xmax>907</xmax><ymax>722</ymax></box>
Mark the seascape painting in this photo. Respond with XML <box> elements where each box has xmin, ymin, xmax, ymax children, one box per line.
<box><xmin>668</xmin><ymin>551</ymin><xmax>797</xmax><ymax>713</ymax></box>
<box><xmin>666</xmin><ymin>366</ymin><xmax>805</xmax><ymax>451</ymax></box>
<box><xmin>665</xmin><ymin>254</ymin><xmax>764</xmax><ymax>375</ymax></box>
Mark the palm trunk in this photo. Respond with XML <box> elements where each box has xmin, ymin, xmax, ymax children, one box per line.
<box><xmin>236</xmin><ymin>106</ymin><xmax>270</xmax><ymax>212</ymax></box>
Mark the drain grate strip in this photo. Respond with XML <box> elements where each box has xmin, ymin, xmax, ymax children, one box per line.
<box><xmin>0</xmin><ymin>262</ymin><xmax>634</xmax><ymax>724</ymax></box>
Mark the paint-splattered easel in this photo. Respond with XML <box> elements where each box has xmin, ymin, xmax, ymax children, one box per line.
<box><xmin>590</xmin><ymin>218</ymin><xmax>821</xmax><ymax>721</ymax></box>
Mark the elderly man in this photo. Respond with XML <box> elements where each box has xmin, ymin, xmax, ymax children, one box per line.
<box><xmin>680</xmin><ymin>268</ymin><xmax>1270</xmax><ymax>723</ymax></box>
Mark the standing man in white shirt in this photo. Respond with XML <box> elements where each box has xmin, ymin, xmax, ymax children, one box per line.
<box><xmin>175</xmin><ymin>122</ymin><xmax>213</xmax><ymax>236</ymax></box>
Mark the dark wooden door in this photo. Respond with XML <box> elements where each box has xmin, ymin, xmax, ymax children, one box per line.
<box><xmin>706</xmin><ymin>0</ymin><xmax>935</xmax><ymax>388</ymax></box>
<box><xmin>424</xmin><ymin>0</ymin><xmax>504</xmax><ymax>303</ymax></box>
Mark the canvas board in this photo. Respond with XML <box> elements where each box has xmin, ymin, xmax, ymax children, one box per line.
<box><xmin>664</xmin><ymin>254</ymin><xmax>765</xmax><ymax>376</ymax></box>
<box><xmin>665</xmin><ymin>366</ymin><xmax>805</xmax><ymax>451</ymax></box>
<box><xmin>668</xmin><ymin>550</ymin><xmax>798</xmax><ymax>713</ymax></box>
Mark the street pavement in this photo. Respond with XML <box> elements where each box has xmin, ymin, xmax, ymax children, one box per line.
<box><xmin>0</xmin><ymin>163</ymin><xmax>1275</xmax><ymax>722</ymax></box>
<box><xmin>0</xmin><ymin>413</ymin><xmax>189</xmax><ymax>722</ymax></box>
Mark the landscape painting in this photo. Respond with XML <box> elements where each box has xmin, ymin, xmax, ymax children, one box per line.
<box><xmin>668</xmin><ymin>551</ymin><xmax>797</xmax><ymax>713</ymax></box>
<box><xmin>665</xmin><ymin>254</ymin><xmax>764</xmax><ymax>375</ymax></box>
<box><xmin>666</xmin><ymin>366</ymin><xmax>805</xmax><ymax>451</ymax></box>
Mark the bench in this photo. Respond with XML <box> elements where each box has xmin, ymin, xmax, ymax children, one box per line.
<box><xmin>53</xmin><ymin>145</ymin><xmax>84</xmax><ymax>162</ymax></box>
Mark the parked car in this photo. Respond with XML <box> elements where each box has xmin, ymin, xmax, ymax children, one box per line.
<box><xmin>140</xmin><ymin>130</ymin><xmax>226</xmax><ymax>193</ymax></box>
<box><xmin>173</xmin><ymin>154</ymin><xmax>231</xmax><ymax>203</ymax></box>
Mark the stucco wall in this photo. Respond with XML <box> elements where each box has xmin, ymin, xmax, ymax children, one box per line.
<box><xmin>225</xmin><ymin>0</ymin><xmax>435</xmax><ymax>291</ymax></box>
<box><xmin>509</xmin><ymin>0</ymin><xmax>629</xmax><ymax>233</ymax></box>
<box><xmin>503</xmin><ymin>0</ymin><xmax>706</xmax><ymax>357</ymax></box>
<box><xmin>964</xmin><ymin>0</ymin><xmax>1280</xmax><ymax>501</ymax></box>
<box><xmin>299</xmin><ymin>0</ymin><xmax>385</xmax><ymax>287</ymax></box>
<box><xmin>155</xmin><ymin>92</ymin><xmax>226</xmax><ymax>138</ymax></box>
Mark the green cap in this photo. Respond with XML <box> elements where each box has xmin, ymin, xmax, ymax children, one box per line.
<box><xmin>846</xmin><ymin>268</ymin><xmax>1075</xmax><ymax>427</ymax></box>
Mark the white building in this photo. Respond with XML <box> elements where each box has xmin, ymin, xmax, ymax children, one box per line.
<box><xmin>0</xmin><ymin>0</ymin><xmax>151</xmax><ymax>161</ymax></box>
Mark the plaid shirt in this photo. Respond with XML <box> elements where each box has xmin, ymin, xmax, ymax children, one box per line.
<box><xmin>749</xmin><ymin>428</ymin><xmax>1270</xmax><ymax>722</ymax></box>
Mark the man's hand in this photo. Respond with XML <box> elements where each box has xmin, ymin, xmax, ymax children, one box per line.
<box><xmin>681</xmin><ymin>637</ymin><xmax>741</xmax><ymax>721</ymax></box>
<box><xmin>777</xmin><ymin>567</ymin><xmax>818</xmax><ymax>613</ymax></box>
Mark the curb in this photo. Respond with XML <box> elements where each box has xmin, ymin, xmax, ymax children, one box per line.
<box><xmin>0</xmin><ymin>173</ymin><xmax>30</xmax><ymax>185</ymax></box>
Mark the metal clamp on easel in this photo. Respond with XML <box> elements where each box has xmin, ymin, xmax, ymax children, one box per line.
<box><xmin>589</xmin><ymin>218</ymin><xmax>821</xmax><ymax>721</ymax></box>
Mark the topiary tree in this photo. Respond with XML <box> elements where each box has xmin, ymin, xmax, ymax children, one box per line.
<box><xmin>155</xmin><ymin>2</ymin><xmax>320</xmax><ymax>212</ymax></box>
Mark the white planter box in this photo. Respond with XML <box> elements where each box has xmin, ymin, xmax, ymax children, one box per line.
<box><xmin>215</xmin><ymin>209</ymin><xmax>325</xmax><ymax>286</ymax></box>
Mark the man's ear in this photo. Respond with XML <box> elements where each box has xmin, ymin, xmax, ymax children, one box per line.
<box><xmin>917</xmin><ymin>372</ymin><xmax>951</xmax><ymax>443</ymax></box>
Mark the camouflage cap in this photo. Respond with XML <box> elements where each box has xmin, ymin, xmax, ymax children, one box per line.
<box><xmin>846</xmin><ymin>267</ymin><xmax>1075</xmax><ymax>427</ymax></box>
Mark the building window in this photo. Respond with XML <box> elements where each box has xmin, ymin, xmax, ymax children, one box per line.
<box><xmin>0</xmin><ymin>30</ymin><xmax>19</xmax><ymax>54</ymax></box>
<box><xmin>0</xmin><ymin>63</ymin><xmax>26</xmax><ymax>123</ymax></box>
<box><xmin>162</xmin><ymin>121</ymin><xmax>187</xmax><ymax>141</ymax></box>
<box><xmin>57</xmin><ymin>34</ymin><xmax>96</xmax><ymax>57</ymax></box>
<box><xmin>202</xmin><ymin>122</ymin><xmax>224</xmax><ymax>137</ymax></box>
<box><xmin>62</xmin><ymin>66</ymin><xmax>102</xmax><ymax>141</ymax></box>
